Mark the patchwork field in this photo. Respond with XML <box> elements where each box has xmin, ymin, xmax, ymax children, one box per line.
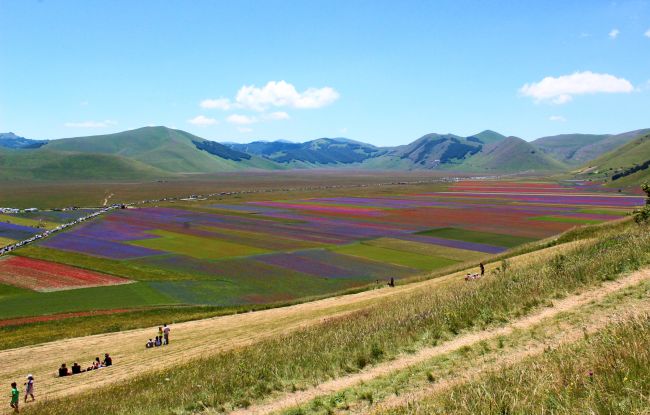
<box><xmin>0</xmin><ymin>208</ymin><xmax>98</xmax><ymax>247</ymax></box>
<box><xmin>0</xmin><ymin>181</ymin><xmax>642</xmax><ymax>319</ymax></box>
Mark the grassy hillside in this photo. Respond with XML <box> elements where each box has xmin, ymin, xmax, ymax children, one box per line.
<box><xmin>0</xmin><ymin>147</ymin><xmax>168</xmax><ymax>180</ymax></box>
<box><xmin>44</xmin><ymin>126</ymin><xmax>279</xmax><ymax>173</ymax></box>
<box><xmin>370</xmin><ymin>134</ymin><xmax>483</xmax><ymax>169</ymax></box>
<box><xmin>532</xmin><ymin>133</ymin><xmax>610</xmax><ymax>164</ymax></box>
<box><xmin>576</xmin><ymin>131</ymin><xmax>650</xmax><ymax>187</ymax></box>
<box><xmin>455</xmin><ymin>136</ymin><xmax>567</xmax><ymax>172</ymax></box>
<box><xmin>533</xmin><ymin>128</ymin><xmax>650</xmax><ymax>165</ymax></box>
<box><xmin>468</xmin><ymin>129</ymin><xmax>507</xmax><ymax>145</ymax></box>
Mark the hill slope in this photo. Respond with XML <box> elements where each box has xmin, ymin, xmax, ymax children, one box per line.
<box><xmin>456</xmin><ymin>136</ymin><xmax>567</xmax><ymax>172</ymax></box>
<box><xmin>0</xmin><ymin>147</ymin><xmax>168</xmax><ymax>180</ymax></box>
<box><xmin>363</xmin><ymin>133</ymin><xmax>486</xmax><ymax>169</ymax></box>
<box><xmin>363</xmin><ymin>132</ymin><xmax>564</xmax><ymax>172</ymax></box>
<box><xmin>575</xmin><ymin>131</ymin><xmax>650</xmax><ymax>187</ymax></box>
<box><xmin>533</xmin><ymin>129</ymin><xmax>650</xmax><ymax>165</ymax></box>
<box><xmin>228</xmin><ymin>137</ymin><xmax>386</xmax><ymax>167</ymax></box>
<box><xmin>44</xmin><ymin>127</ymin><xmax>279</xmax><ymax>173</ymax></box>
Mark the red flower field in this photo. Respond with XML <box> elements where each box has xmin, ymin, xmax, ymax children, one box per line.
<box><xmin>0</xmin><ymin>256</ymin><xmax>131</xmax><ymax>292</ymax></box>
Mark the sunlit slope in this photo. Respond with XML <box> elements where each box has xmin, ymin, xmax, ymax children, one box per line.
<box><xmin>454</xmin><ymin>136</ymin><xmax>567</xmax><ymax>172</ymax></box>
<box><xmin>0</xmin><ymin>147</ymin><xmax>168</xmax><ymax>180</ymax></box>
<box><xmin>577</xmin><ymin>132</ymin><xmax>650</xmax><ymax>187</ymax></box>
<box><xmin>43</xmin><ymin>126</ymin><xmax>281</xmax><ymax>173</ymax></box>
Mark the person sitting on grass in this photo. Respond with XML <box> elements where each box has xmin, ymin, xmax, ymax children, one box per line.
<box><xmin>71</xmin><ymin>363</ymin><xmax>83</xmax><ymax>375</ymax></box>
<box><xmin>145</xmin><ymin>339</ymin><xmax>154</xmax><ymax>348</ymax></box>
<box><xmin>154</xmin><ymin>336</ymin><xmax>162</xmax><ymax>347</ymax></box>
<box><xmin>87</xmin><ymin>357</ymin><xmax>102</xmax><ymax>371</ymax></box>
<box><xmin>58</xmin><ymin>364</ymin><xmax>70</xmax><ymax>377</ymax></box>
<box><xmin>103</xmin><ymin>354</ymin><xmax>112</xmax><ymax>367</ymax></box>
<box><xmin>10</xmin><ymin>382</ymin><xmax>19</xmax><ymax>413</ymax></box>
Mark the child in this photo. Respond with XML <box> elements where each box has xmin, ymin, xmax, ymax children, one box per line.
<box><xmin>23</xmin><ymin>375</ymin><xmax>34</xmax><ymax>402</ymax></box>
<box><xmin>10</xmin><ymin>382</ymin><xmax>19</xmax><ymax>413</ymax></box>
<box><xmin>145</xmin><ymin>338</ymin><xmax>154</xmax><ymax>348</ymax></box>
<box><xmin>155</xmin><ymin>336</ymin><xmax>162</xmax><ymax>347</ymax></box>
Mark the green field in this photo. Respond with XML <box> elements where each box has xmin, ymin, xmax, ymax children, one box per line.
<box><xmin>417</xmin><ymin>227</ymin><xmax>536</xmax><ymax>248</ymax></box>
<box><xmin>333</xmin><ymin>243</ymin><xmax>459</xmax><ymax>270</ymax></box>
<box><xmin>0</xmin><ymin>282</ymin><xmax>175</xmax><ymax>320</ymax></box>
<box><xmin>366</xmin><ymin>237</ymin><xmax>487</xmax><ymax>261</ymax></box>
<box><xmin>129</xmin><ymin>230</ymin><xmax>269</xmax><ymax>259</ymax></box>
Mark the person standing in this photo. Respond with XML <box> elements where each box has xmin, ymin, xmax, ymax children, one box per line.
<box><xmin>157</xmin><ymin>326</ymin><xmax>163</xmax><ymax>342</ymax></box>
<box><xmin>23</xmin><ymin>375</ymin><xmax>34</xmax><ymax>403</ymax></box>
<box><xmin>163</xmin><ymin>324</ymin><xmax>170</xmax><ymax>345</ymax></box>
<box><xmin>10</xmin><ymin>382</ymin><xmax>19</xmax><ymax>413</ymax></box>
<box><xmin>480</xmin><ymin>262</ymin><xmax>485</xmax><ymax>277</ymax></box>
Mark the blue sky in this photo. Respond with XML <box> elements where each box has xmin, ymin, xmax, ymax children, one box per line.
<box><xmin>1</xmin><ymin>0</ymin><xmax>649</xmax><ymax>145</ymax></box>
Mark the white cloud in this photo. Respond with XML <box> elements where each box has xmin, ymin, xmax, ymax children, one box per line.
<box><xmin>64</xmin><ymin>120</ymin><xmax>116</xmax><ymax>128</ymax></box>
<box><xmin>187</xmin><ymin>115</ymin><xmax>218</xmax><ymax>126</ymax></box>
<box><xmin>237</xmin><ymin>127</ymin><xmax>253</xmax><ymax>133</ymax></box>
<box><xmin>645</xmin><ymin>29</ymin><xmax>650</xmax><ymax>38</ymax></box>
<box><xmin>264</xmin><ymin>111</ymin><xmax>290</xmax><ymax>120</ymax></box>
<box><xmin>200</xmin><ymin>98</ymin><xmax>232</xmax><ymax>110</ymax></box>
<box><xmin>226</xmin><ymin>114</ymin><xmax>257</xmax><ymax>125</ymax></box>
<box><xmin>549</xmin><ymin>115</ymin><xmax>566</xmax><ymax>122</ymax></box>
<box><xmin>519</xmin><ymin>71</ymin><xmax>634</xmax><ymax>104</ymax></box>
<box><xmin>609</xmin><ymin>28</ymin><xmax>620</xmax><ymax>39</ymax></box>
<box><xmin>235</xmin><ymin>80</ymin><xmax>339</xmax><ymax>111</ymax></box>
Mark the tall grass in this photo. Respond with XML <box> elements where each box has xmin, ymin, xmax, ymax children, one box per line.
<box><xmin>24</xmin><ymin>223</ymin><xmax>650</xmax><ymax>415</ymax></box>
<box><xmin>388</xmin><ymin>314</ymin><xmax>650</xmax><ymax>414</ymax></box>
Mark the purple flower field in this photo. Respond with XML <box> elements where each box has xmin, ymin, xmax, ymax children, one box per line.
<box><xmin>22</xmin><ymin>181</ymin><xmax>641</xmax><ymax>307</ymax></box>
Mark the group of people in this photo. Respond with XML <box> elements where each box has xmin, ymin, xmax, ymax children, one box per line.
<box><xmin>145</xmin><ymin>324</ymin><xmax>170</xmax><ymax>349</ymax></box>
<box><xmin>58</xmin><ymin>353</ymin><xmax>112</xmax><ymax>377</ymax></box>
<box><xmin>465</xmin><ymin>262</ymin><xmax>485</xmax><ymax>281</ymax></box>
<box><xmin>8</xmin><ymin>375</ymin><xmax>34</xmax><ymax>413</ymax></box>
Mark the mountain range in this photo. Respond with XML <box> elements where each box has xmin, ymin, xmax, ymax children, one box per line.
<box><xmin>1</xmin><ymin>126</ymin><xmax>649</xmax><ymax>185</ymax></box>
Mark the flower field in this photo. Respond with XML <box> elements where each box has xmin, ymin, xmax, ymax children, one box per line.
<box><xmin>0</xmin><ymin>256</ymin><xmax>130</xmax><ymax>292</ymax></box>
<box><xmin>1</xmin><ymin>180</ymin><xmax>644</xmax><ymax>317</ymax></box>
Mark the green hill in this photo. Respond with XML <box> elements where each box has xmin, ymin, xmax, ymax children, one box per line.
<box><xmin>533</xmin><ymin>129</ymin><xmax>650</xmax><ymax>165</ymax></box>
<box><xmin>228</xmin><ymin>137</ymin><xmax>386</xmax><ymax>167</ymax></box>
<box><xmin>365</xmin><ymin>134</ymin><xmax>484</xmax><ymax>169</ymax></box>
<box><xmin>363</xmin><ymin>132</ymin><xmax>565</xmax><ymax>172</ymax></box>
<box><xmin>44</xmin><ymin>127</ymin><xmax>279</xmax><ymax>173</ymax></box>
<box><xmin>575</xmin><ymin>131</ymin><xmax>650</xmax><ymax>187</ymax></box>
<box><xmin>0</xmin><ymin>147</ymin><xmax>167</xmax><ymax>180</ymax></box>
<box><xmin>455</xmin><ymin>136</ymin><xmax>567</xmax><ymax>172</ymax></box>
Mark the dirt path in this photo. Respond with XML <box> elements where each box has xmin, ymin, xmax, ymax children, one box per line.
<box><xmin>228</xmin><ymin>268</ymin><xmax>650</xmax><ymax>415</ymax></box>
<box><xmin>0</xmin><ymin>240</ymin><xmax>585</xmax><ymax>402</ymax></box>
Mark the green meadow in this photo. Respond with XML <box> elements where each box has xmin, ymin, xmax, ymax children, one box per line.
<box><xmin>333</xmin><ymin>242</ymin><xmax>459</xmax><ymax>270</ymax></box>
<box><xmin>417</xmin><ymin>227</ymin><xmax>536</xmax><ymax>248</ymax></box>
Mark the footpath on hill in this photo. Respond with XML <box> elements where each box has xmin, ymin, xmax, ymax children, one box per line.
<box><xmin>0</xmin><ymin>239</ymin><xmax>610</xmax><ymax>403</ymax></box>
<box><xmin>226</xmin><ymin>268</ymin><xmax>650</xmax><ymax>415</ymax></box>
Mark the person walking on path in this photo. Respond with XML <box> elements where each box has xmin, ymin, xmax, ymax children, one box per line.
<box><xmin>10</xmin><ymin>382</ymin><xmax>19</xmax><ymax>413</ymax></box>
<box><xmin>480</xmin><ymin>262</ymin><xmax>485</xmax><ymax>277</ymax></box>
<box><xmin>163</xmin><ymin>324</ymin><xmax>170</xmax><ymax>345</ymax></box>
<box><xmin>23</xmin><ymin>375</ymin><xmax>34</xmax><ymax>403</ymax></box>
